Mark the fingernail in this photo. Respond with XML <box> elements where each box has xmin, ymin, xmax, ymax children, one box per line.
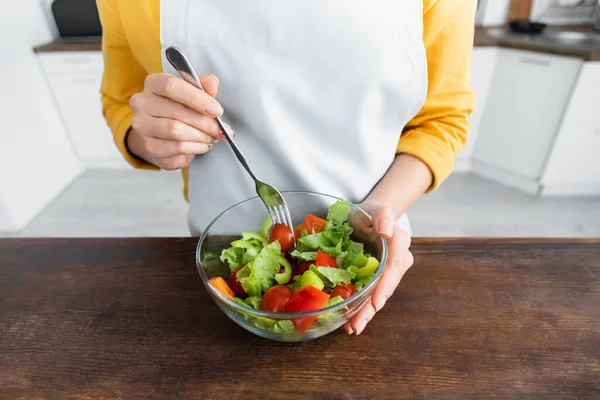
<box><xmin>356</xmin><ymin>319</ymin><xmax>368</xmax><ymax>335</ymax></box>
<box><xmin>379</xmin><ymin>219</ymin><xmax>393</xmax><ymax>237</ymax></box>
<box><xmin>205</xmin><ymin>103</ymin><xmax>223</xmax><ymax>117</ymax></box>
<box><xmin>208</xmin><ymin>143</ymin><xmax>213</xmax><ymax>149</ymax></box>
<box><xmin>345</xmin><ymin>325</ymin><xmax>353</xmax><ymax>335</ymax></box>
<box><xmin>375</xmin><ymin>296</ymin><xmax>387</xmax><ymax>312</ymax></box>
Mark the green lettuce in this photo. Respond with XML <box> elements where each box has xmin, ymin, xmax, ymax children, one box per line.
<box><xmin>316</xmin><ymin>295</ymin><xmax>345</xmax><ymax>325</ymax></box>
<box><xmin>287</xmin><ymin>275</ymin><xmax>303</xmax><ymax>291</ymax></box>
<box><xmin>220</xmin><ymin>231</ymin><xmax>268</xmax><ymax>270</ymax></box>
<box><xmin>310</xmin><ymin>265</ymin><xmax>355</xmax><ymax>287</ymax></box>
<box><xmin>236</xmin><ymin>242</ymin><xmax>281</xmax><ymax>297</ymax></box>
<box><xmin>298</xmin><ymin>232</ymin><xmax>343</xmax><ymax>257</ymax></box>
<box><xmin>244</xmin><ymin>296</ymin><xmax>262</xmax><ymax>310</ymax></box>
<box><xmin>220</xmin><ymin>247</ymin><xmax>245</xmax><ymax>270</ymax></box>
<box><xmin>342</xmin><ymin>240</ymin><xmax>368</xmax><ymax>269</ymax></box>
<box><xmin>290</xmin><ymin>250</ymin><xmax>317</xmax><ymax>261</ymax></box>
<box><xmin>326</xmin><ymin>200</ymin><xmax>351</xmax><ymax>225</ymax></box>
<box><xmin>233</xmin><ymin>297</ymin><xmax>293</xmax><ymax>333</ymax></box>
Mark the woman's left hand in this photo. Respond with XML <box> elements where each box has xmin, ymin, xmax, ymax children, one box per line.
<box><xmin>345</xmin><ymin>201</ymin><xmax>414</xmax><ymax>335</ymax></box>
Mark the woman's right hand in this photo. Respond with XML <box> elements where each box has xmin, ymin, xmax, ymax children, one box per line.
<box><xmin>127</xmin><ymin>73</ymin><xmax>229</xmax><ymax>170</ymax></box>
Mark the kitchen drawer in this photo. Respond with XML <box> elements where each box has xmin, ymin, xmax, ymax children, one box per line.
<box><xmin>541</xmin><ymin>121</ymin><xmax>600</xmax><ymax>187</ymax></box>
<box><xmin>39</xmin><ymin>51</ymin><xmax>104</xmax><ymax>76</ymax></box>
<box><xmin>47</xmin><ymin>74</ymin><xmax>125</xmax><ymax>165</ymax></box>
<box><xmin>560</xmin><ymin>62</ymin><xmax>600</xmax><ymax>125</ymax></box>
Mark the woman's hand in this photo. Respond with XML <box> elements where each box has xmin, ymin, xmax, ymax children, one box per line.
<box><xmin>345</xmin><ymin>200</ymin><xmax>414</xmax><ymax>335</ymax></box>
<box><xmin>127</xmin><ymin>73</ymin><xmax>231</xmax><ymax>170</ymax></box>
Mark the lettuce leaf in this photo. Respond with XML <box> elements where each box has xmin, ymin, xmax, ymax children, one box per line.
<box><xmin>287</xmin><ymin>275</ymin><xmax>303</xmax><ymax>291</ymax></box>
<box><xmin>342</xmin><ymin>240</ymin><xmax>368</xmax><ymax>269</ymax></box>
<box><xmin>316</xmin><ymin>295</ymin><xmax>345</xmax><ymax>325</ymax></box>
<box><xmin>237</xmin><ymin>242</ymin><xmax>281</xmax><ymax>297</ymax></box>
<box><xmin>244</xmin><ymin>296</ymin><xmax>262</xmax><ymax>310</ymax></box>
<box><xmin>298</xmin><ymin>232</ymin><xmax>344</xmax><ymax>257</ymax></box>
<box><xmin>220</xmin><ymin>231</ymin><xmax>267</xmax><ymax>270</ymax></box>
<box><xmin>220</xmin><ymin>246</ymin><xmax>245</xmax><ymax>270</ymax></box>
<box><xmin>326</xmin><ymin>200</ymin><xmax>351</xmax><ymax>225</ymax></box>
<box><xmin>290</xmin><ymin>250</ymin><xmax>317</xmax><ymax>261</ymax></box>
<box><xmin>310</xmin><ymin>265</ymin><xmax>355</xmax><ymax>287</ymax></box>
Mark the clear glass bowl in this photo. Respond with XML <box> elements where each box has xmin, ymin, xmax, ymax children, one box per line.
<box><xmin>196</xmin><ymin>191</ymin><xmax>388</xmax><ymax>342</ymax></box>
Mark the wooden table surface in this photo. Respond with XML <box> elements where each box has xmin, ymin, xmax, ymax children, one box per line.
<box><xmin>1</xmin><ymin>238</ymin><xmax>599</xmax><ymax>399</ymax></box>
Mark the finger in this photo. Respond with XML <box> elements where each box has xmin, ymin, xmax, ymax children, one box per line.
<box><xmin>350</xmin><ymin>300</ymin><xmax>377</xmax><ymax>335</ymax></box>
<box><xmin>132</xmin><ymin>112</ymin><xmax>217</xmax><ymax>144</ymax></box>
<box><xmin>145</xmin><ymin>136</ymin><xmax>212</xmax><ymax>158</ymax></box>
<box><xmin>371</xmin><ymin>234</ymin><xmax>413</xmax><ymax>312</ymax></box>
<box><xmin>370</xmin><ymin>205</ymin><xmax>396</xmax><ymax>239</ymax></box>
<box><xmin>145</xmin><ymin>73</ymin><xmax>224</xmax><ymax>117</ymax></box>
<box><xmin>132</xmin><ymin>95</ymin><xmax>223</xmax><ymax>140</ymax></box>
<box><xmin>201</xmin><ymin>74</ymin><xmax>219</xmax><ymax>98</ymax></box>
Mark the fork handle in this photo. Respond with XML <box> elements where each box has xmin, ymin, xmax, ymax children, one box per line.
<box><xmin>165</xmin><ymin>46</ymin><xmax>259</xmax><ymax>183</ymax></box>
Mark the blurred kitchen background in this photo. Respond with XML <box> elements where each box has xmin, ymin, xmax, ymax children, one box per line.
<box><xmin>1</xmin><ymin>0</ymin><xmax>599</xmax><ymax>238</ymax></box>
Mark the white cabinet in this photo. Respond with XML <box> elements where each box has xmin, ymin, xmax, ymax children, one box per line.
<box><xmin>455</xmin><ymin>47</ymin><xmax>499</xmax><ymax>171</ymax></box>
<box><xmin>0</xmin><ymin>3</ymin><xmax>83</xmax><ymax>232</ymax></box>
<box><xmin>39</xmin><ymin>52</ymin><xmax>128</xmax><ymax>169</ymax></box>
<box><xmin>472</xmin><ymin>49</ymin><xmax>583</xmax><ymax>194</ymax></box>
<box><xmin>540</xmin><ymin>62</ymin><xmax>600</xmax><ymax>196</ymax></box>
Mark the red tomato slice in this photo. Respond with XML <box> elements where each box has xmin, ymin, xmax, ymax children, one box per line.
<box><xmin>297</xmin><ymin>214</ymin><xmax>327</xmax><ymax>235</ymax></box>
<box><xmin>315</xmin><ymin>250</ymin><xmax>338</xmax><ymax>268</ymax></box>
<box><xmin>329</xmin><ymin>283</ymin><xmax>357</xmax><ymax>300</ymax></box>
<box><xmin>261</xmin><ymin>285</ymin><xmax>293</xmax><ymax>313</ymax></box>
<box><xmin>228</xmin><ymin>265</ymin><xmax>246</xmax><ymax>297</ymax></box>
<box><xmin>270</xmin><ymin>223</ymin><xmax>295</xmax><ymax>252</ymax></box>
<box><xmin>284</xmin><ymin>285</ymin><xmax>330</xmax><ymax>331</ymax></box>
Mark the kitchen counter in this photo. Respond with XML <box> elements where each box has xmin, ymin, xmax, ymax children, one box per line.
<box><xmin>33</xmin><ymin>26</ymin><xmax>600</xmax><ymax>60</ymax></box>
<box><xmin>1</xmin><ymin>238</ymin><xmax>599</xmax><ymax>399</ymax></box>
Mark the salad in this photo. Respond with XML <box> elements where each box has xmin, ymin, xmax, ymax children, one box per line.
<box><xmin>208</xmin><ymin>200</ymin><xmax>380</xmax><ymax>333</ymax></box>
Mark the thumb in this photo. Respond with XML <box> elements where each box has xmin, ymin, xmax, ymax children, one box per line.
<box><xmin>200</xmin><ymin>74</ymin><xmax>219</xmax><ymax>98</ymax></box>
<box><xmin>370</xmin><ymin>204</ymin><xmax>395</xmax><ymax>239</ymax></box>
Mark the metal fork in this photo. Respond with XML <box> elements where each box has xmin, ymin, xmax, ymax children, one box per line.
<box><xmin>165</xmin><ymin>46</ymin><xmax>294</xmax><ymax>232</ymax></box>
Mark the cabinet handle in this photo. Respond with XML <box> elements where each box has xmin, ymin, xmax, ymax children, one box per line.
<box><xmin>519</xmin><ymin>57</ymin><xmax>551</xmax><ymax>66</ymax></box>
<box><xmin>71</xmin><ymin>78</ymin><xmax>96</xmax><ymax>84</ymax></box>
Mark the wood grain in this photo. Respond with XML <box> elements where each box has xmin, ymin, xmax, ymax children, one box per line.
<box><xmin>0</xmin><ymin>238</ymin><xmax>599</xmax><ymax>400</ymax></box>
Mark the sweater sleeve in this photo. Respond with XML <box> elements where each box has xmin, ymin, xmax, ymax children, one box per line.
<box><xmin>97</xmin><ymin>0</ymin><xmax>159</xmax><ymax>170</ymax></box>
<box><xmin>397</xmin><ymin>0</ymin><xmax>477</xmax><ymax>192</ymax></box>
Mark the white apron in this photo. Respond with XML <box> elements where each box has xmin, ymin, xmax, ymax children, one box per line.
<box><xmin>160</xmin><ymin>0</ymin><xmax>427</xmax><ymax>237</ymax></box>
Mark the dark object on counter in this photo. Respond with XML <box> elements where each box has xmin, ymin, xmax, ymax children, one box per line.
<box><xmin>510</xmin><ymin>20</ymin><xmax>547</xmax><ymax>35</ymax></box>
<box><xmin>51</xmin><ymin>0</ymin><xmax>102</xmax><ymax>39</ymax></box>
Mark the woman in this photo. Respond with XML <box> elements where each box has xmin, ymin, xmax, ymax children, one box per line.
<box><xmin>97</xmin><ymin>0</ymin><xmax>476</xmax><ymax>335</ymax></box>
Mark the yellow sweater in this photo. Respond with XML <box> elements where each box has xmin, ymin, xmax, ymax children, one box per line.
<box><xmin>97</xmin><ymin>0</ymin><xmax>476</xmax><ymax>201</ymax></box>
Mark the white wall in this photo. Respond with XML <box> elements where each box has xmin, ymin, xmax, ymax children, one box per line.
<box><xmin>480</xmin><ymin>0</ymin><xmax>512</xmax><ymax>26</ymax></box>
<box><xmin>0</xmin><ymin>1</ymin><xmax>82</xmax><ymax>231</ymax></box>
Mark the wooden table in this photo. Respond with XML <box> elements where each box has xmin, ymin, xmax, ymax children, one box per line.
<box><xmin>1</xmin><ymin>238</ymin><xmax>599</xmax><ymax>399</ymax></box>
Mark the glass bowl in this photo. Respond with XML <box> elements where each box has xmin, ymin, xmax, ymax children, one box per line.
<box><xmin>196</xmin><ymin>191</ymin><xmax>388</xmax><ymax>342</ymax></box>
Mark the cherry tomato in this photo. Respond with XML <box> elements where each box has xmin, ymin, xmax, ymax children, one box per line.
<box><xmin>261</xmin><ymin>285</ymin><xmax>293</xmax><ymax>313</ymax></box>
<box><xmin>329</xmin><ymin>283</ymin><xmax>357</xmax><ymax>300</ymax></box>
<box><xmin>315</xmin><ymin>250</ymin><xmax>338</xmax><ymax>268</ymax></box>
<box><xmin>297</xmin><ymin>214</ymin><xmax>327</xmax><ymax>235</ymax></box>
<box><xmin>228</xmin><ymin>265</ymin><xmax>246</xmax><ymax>297</ymax></box>
<box><xmin>285</xmin><ymin>285</ymin><xmax>330</xmax><ymax>331</ymax></box>
<box><xmin>270</xmin><ymin>223</ymin><xmax>295</xmax><ymax>252</ymax></box>
<box><xmin>297</xmin><ymin>261</ymin><xmax>312</xmax><ymax>275</ymax></box>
